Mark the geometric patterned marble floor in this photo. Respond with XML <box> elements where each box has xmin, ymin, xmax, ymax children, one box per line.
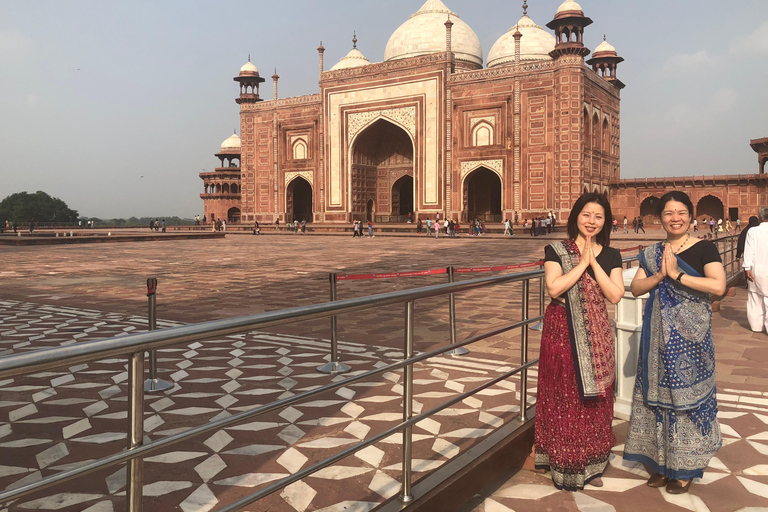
<box><xmin>466</xmin><ymin>288</ymin><xmax>768</xmax><ymax>512</ymax></box>
<box><xmin>0</xmin><ymin>299</ymin><xmax>534</xmax><ymax>512</ymax></box>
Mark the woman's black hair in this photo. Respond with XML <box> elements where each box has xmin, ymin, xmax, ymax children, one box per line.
<box><xmin>566</xmin><ymin>192</ymin><xmax>613</xmax><ymax>247</ymax></box>
<box><xmin>656</xmin><ymin>191</ymin><xmax>694</xmax><ymax>217</ymax></box>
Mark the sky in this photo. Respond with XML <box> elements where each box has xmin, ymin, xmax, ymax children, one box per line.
<box><xmin>1</xmin><ymin>0</ymin><xmax>767</xmax><ymax>218</ymax></box>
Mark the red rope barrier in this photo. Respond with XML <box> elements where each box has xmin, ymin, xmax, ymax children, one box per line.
<box><xmin>335</xmin><ymin>268</ymin><xmax>448</xmax><ymax>281</ymax></box>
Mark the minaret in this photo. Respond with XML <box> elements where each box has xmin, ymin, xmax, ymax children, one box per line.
<box><xmin>317</xmin><ymin>42</ymin><xmax>325</xmax><ymax>83</ymax></box>
<box><xmin>234</xmin><ymin>55</ymin><xmax>265</xmax><ymax>104</ymax></box>
<box><xmin>272</xmin><ymin>69</ymin><xmax>280</xmax><ymax>100</ymax></box>
<box><xmin>586</xmin><ymin>35</ymin><xmax>625</xmax><ymax>89</ymax></box>
<box><xmin>546</xmin><ymin>1</ymin><xmax>593</xmax><ymax>59</ymax></box>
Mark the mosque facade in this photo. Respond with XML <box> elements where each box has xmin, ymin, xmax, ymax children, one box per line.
<box><xmin>199</xmin><ymin>0</ymin><xmax>767</xmax><ymax>226</ymax></box>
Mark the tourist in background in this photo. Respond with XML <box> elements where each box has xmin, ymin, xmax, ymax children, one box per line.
<box><xmin>624</xmin><ymin>191</ymin><xmax>725</xmax><ymax>494</ymax></box>
<box><xmin>623</xmin><ymin>216</ymin><xmax>628</xmax><ymax>234</ymax></box>
<box><xmin>416</xmin><ymin>218</ymin><xmax>423</xmax><ymax>234</ymax></box>
<box><xmin>743</xmin><ymin>208</ymin><xmax>768</xmax><ymax>333</ymax></box>
<box><xmin>504</xmin><ymin>219</ymin><xmax>511</xmax><ymax>236</ymax></box>
<box><xmin>693</xmin><ymin>218</ymin><xmax>698</xmax><ymax>232</ymax></box>
<box><xmin>535</xmin><ymin>192</ymin><xmax>624</xmax><ymax>490</ymax></box>
<box><xmin>632</xmin><ymin>217</ymin><xmax>638</xmax><ymax>234</ymax></box>
<box><xmin>737</xmin><ymin>216</ymin><xmax>759</xmax><ymax>260</ymax></box>
<box><xmin>736</xmin><ymin>217</ymin><xmax>741</xmax><ymax>232</ymax></box>
<box><xmin>637</xmin><ymin>217</ymin><xmax>646</xmax><ymax>234</ymax></box>
<box><xmin>367</xmin><ymin>220</ymin><xmax>374</xmax><ymax>237</ymax></box>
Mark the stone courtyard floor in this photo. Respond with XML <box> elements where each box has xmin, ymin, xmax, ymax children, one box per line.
<box><xmin>0</xmin><ymin>231</ymin><xmax>766</xmax><ymax>512</ymax></box>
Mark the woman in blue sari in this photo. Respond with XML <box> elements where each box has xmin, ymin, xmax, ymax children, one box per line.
<box><xmin>623</xmin><ymin>191</ymin><xmax>726</xmax><ymax>494</ymax></box>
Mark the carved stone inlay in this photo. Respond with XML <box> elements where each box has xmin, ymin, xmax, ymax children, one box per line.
<box><xmin>460</xmin><ymin>159</ymin><xmax>504</xmax><ymax>182</ymax></box>
<box><xmin>390</xmin><ymin>169</ymin><xmax>413</xmax><ymax>184</ymax></box>
<box><xmin>348</xmin><ymin>106</ymin><xmax>417</xmax><ymax>145</ymax></box>
<box><xmin>470</xmin><ymin>116</ymin><xmax>495</xmax><ymax>130</ymax></box>
<box><xmin>285</xmin><ymin>171</ymin><xmax>313</xmax><ymax>188</ymax></box>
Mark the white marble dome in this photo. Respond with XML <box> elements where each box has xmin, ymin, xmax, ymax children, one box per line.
<box><xmin>487</xmin><ymin>15</ymin><xmax>556</xmax><ymax>68</ymax></box>
<box><xmin>220</xmin><ymin>133</ymin><xmax>241</xmax><ymax>151</ymax></box>
<box><xmin>330</xmin><ymin>48</ymin><xmax>371</xmax><ymax>71</ymax></box>
<box><xmin>239</xmin><ymin>61</ymin><xmax>258</xmax><ymax>75</ymax></box>
<box><xmin>556</xmin><ymin>0</ymin><xmax>584</xmax><ymax>14</ymax></box>
<box><xmin>593</xmin><ymin>38</ymin><xmax>617</xmax><ymax>56</ymax></box>
<box><xmin>385</xmin><ymin>0</ymin><xmax>483</xmax><ymax>69</ymax></box>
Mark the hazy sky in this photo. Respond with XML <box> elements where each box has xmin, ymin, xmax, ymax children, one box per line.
<box><xmin>1</xmin><ymin>1</ymin><xmax>767</xmax><ymax>218</ymax></box>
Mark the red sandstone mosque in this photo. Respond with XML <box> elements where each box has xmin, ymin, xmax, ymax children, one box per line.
<box><xmin>199</xmin><ymin>0</ymin><xmax>768</xmax><ymax>226</ymax></box>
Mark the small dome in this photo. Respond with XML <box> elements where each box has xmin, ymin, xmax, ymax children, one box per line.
<box><xmin>556</xmin><ymin>0</ymin><xmax>584</xmax><ymax>14</ymax></box>
<box><xmin>385</xmin><ymin>0</ymin><xmax>483</xmax><ymax>69</ymax></box>
<box><xmin>239</xmin><ymin>61</ymin><xmax>258</xmax><ymax>76</ymax></box>
<box><xmin>593</xmin><ymin>37</ymin><xmax>617</xmax><ymax>56</ymax></box>
<box><xmin>220</xmin><ymin>133</ymin><xmax>241</xmax><ymax>151</ymax></box>
<box><xmin>487</xmin><ymin>15</ymin><xmax>556</xmax><ymax>68</ymax></box>
<box><xmin>330</xmin><ymin>48</ymin><xmax>371</xmax><ymax>70</ymax></box>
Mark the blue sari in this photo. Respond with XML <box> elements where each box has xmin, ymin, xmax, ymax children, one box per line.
<box><xmin>623</xmin><ymin>243</ymin><xmax>721</xmax><ymax>480</ymax></box>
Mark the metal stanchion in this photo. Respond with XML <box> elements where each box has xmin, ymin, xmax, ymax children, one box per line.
<box><xmin>520</xmin><ymin>280</ymin><xmax>530</xmax><ymax>422</ymax></box>
<box><xmin>126</xmin><ymin>350</ymin><xmax>145</xmax><ymax>512</ymax></box>
<box><xmin>318</xmin><ymin>273</ymin><xmax>351</xmax><ymax>374</ymax></box>
<box><xmin>144</xmin><ymin>278</ymin><xmax>173</xmax><ymax>393</ymax></box>
<box><xmin>447</xmin><ymin>267</ymin><xmax>468</xmax><ymax>356</ymax></box>
<box><xmin>530</xmin><ymin>263</ymin><xmax>545</xmax><ymax>331</ymax></box>
<box><xmin>400</xmin><ymin>301</ymin><xmax>415</xmax><ymax>503</ymax></box>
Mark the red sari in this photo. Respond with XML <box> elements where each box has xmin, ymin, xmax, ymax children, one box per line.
<box><xmin>534</xmin><ymin>240</ymin><xmax>616</xmax><ymax>491</ymax></box>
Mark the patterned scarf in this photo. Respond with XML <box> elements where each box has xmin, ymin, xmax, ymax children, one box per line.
<box><xmin>551</xmin><ymin>240</ymin><xmax>615</xmax><ymax>400</ymax></box>
<box><xmin>637</xmin><ymin>243</ymin><xmax>716</xmax><ymax>412</ymax></box>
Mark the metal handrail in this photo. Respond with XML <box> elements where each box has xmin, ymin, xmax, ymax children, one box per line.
<box><xmin>3</xmin><ymin>245</ymin><xmax>737</xmax><ymax>511</ymax></box>
<box><xmin>0</xmin><ymin>267</ymin><xmax>548</xmax><ymax>509</ymax></box>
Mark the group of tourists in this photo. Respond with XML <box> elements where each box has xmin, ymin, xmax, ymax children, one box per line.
<box><xmin>149</xmin><ymin>219</ymin><xmax>166</xmax><ymax>233</ymax></box>
<box><xmin>695</xmin><ymin>216</ymin><xmax>741</xmax><ymax>235</ymax></box>
<box><xmin>535</xmin><ymin>190</ymin><xmax>726</xmax><ymax>495</ymax></box>
<box><xmin>351</xmin><ymin>219</ymin><xmax>374</xmax><ymax>238</ymax></box>
<box><xmin>1</xmin><ymin>220</ymin><xmax>18</xmax><ymax>233</ymax></box>
<box><xmin>524</xmin><ymin>214</ymin><xmax>556</xmax><ymax>236</ymax></box>
<box><xmin>194</xmin><ymin>214</ymin><xmax>206</xmax><ymax>225</ymax></box>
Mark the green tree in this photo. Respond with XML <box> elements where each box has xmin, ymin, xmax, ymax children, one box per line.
<box><xmin>0</xmin><ymin>191</ymin><xmax>79</xmax><ymax>224</ymax></box>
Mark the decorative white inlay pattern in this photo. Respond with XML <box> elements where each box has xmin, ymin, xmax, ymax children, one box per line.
<box><xmin>285</xmin><ymin>171</ymin><xmax>313</xmax><ymax>188</ymax></box>
<box><xmin>348</xmin><ymin>107</ymin><xmax>416</xmax><ymax>145</ymax></box>
<box><xmin>470</xmin><ymin>116</ymin><xmax>495</xmax><ymax>130</ymax></box>
<box><xmin>460</xmin><ymin>159</ymin><xmax>504</xmax><ymax>182</ymax></box>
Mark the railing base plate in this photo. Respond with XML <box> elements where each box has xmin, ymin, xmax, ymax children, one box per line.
<box><xmin>144</xmin><ymin>378</ymin><xmax>174</xmax><ymax>393</ymax></box>
<box><xmin>448</xmin><ymin>347</ymin><xmax>469</xmax><ymax>356</ymax></box>
<box><xmin>316</xmin><ymin>362</ymin><xmax>352</xmax><ymax>374</ymax></box>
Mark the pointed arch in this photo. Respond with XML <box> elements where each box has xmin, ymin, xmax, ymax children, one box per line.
<box><xmin>472</xmin><ymin>121</ymin><xmax>494</xmax><ymax>147</ymax></box>
<box><xmin>292</xmin><ymin>138</ymin><xmax>308</xmax><ymax>160</ymax></box>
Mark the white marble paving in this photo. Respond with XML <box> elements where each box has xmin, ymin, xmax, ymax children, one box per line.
<box><xmin>368</xmin><ymin>470</ymin><xmax>401</xmax><ymax>499</ymax></box>
<box><xmin>213</xmin><ymin>472</ymin><xmax>288</xmax><ymax>488</ymax></box>
<box><xmin>145</xmin><ymin>451</ymin><xmax>208</xmax><ymax>464</ymax></box>
<box><xmin>496</xmin><ymin>484</ymin><xmax>560</xmax><ymax>500</ymax></box>
<box><xmin>222</xmin><ymin>444</ymin><xmax>284</xmax><ymax>457</ymax></box>
<box><xmin>277</xmin><ymin>447</ymin><xmax>308</xmax><ymax>474</ymax></box>
<box><xmin>17</xmin><ymin>492</ymin><xmax>101</xmax><ymax>510</ymax></box>
<box><xmin>738</xmin><ymin>477</ymin><xmax>768</xmax><ymax>500</ymax></box>
<box><xmin>143</xmin><ymin>480</ymin><xmax>194</xmax><ymax>496</ymax></box>
<box><xmin>203</xmin><ymin>430</ymin><xmax>233</xmax><ymax>453</ymax></box>
<box><xmin>35</xmin><ymin>442</ymin><xmax>68</xmax><ymax>469</ymax></box>
<box><xmin>280</xmin><ymin>480</ymin><xmax>317</xmax><ymax>512</ymax></box>
<box><xmin>180</xmin><ymin>485</ymin><xmax>218</xmax><ymax>512</ymax></box>
<box><xmin>194</xmin><ymin>454</ymin><xmax>227</xmax><ymax>483</ymax></box>
<box><xmin>573</xmin><ymin>492</ymin><xmax>616</xmax><ymax>512</ymax></box>
<box><xmin>312</xmin><ymin>501</ymin><xmax>378</xmax><ymax>512</ymax></box>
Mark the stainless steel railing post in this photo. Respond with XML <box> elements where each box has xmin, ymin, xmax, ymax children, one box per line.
<box><xmin>520</xmin><ymin>279</ymin><xmax>530</xmax><ymax>422</ymax></box>
<box><xmin>144</xmin><ymin>278</ymin><xmax>173</xmax><ymax>392</ymax></box>
<box><xmin>447</xmin><ymin>267</ymin><xmax>468</xmax><ymax>356</ymax></box>
<box><xmin>400</xmin><ymin>300</ymin><xmax>415</xmax><ymax>503</ymax></box>
<box><xmin>530</xmin><ymin>263</ymin><xmax>545</xmax><ymax>331</ymax></box>
<box><xmin>318</xmin><ymin>273</ymin><xmax>351</xmax><ymax>374</ymax></box>
<box><xmin>126</xmin><ymin>350</ymin><xmax>145</xmax><ymax>512</ymax></box>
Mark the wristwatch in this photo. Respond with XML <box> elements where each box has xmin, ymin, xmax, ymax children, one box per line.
<box><xmin>676</xmin><ymin>271</ymin><xmax>685</xmax><ymax>282</ymax></box>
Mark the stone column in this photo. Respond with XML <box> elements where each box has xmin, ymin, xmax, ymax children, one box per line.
<box><xmin>513</xmin><ymin>28</ymin><xmax>522</xmax><ymax>211</ymax></box>
<box><xmin>614</xmin><ymin>266</ymin><xmax>645</xmax><ymax>420</ymax></box>
<box><xmin>272</xmin><ymin>70</ymin><xmax>279</xmax><ymax>101</ymax></box>
<box><xmin>445</xmin><ymin>17</ymin><xmax>454</xmax><ymax>217</ymax></box>
<box><xmin>317</xmin><ymin>43</ymin><xmax>325</xmax><ymax>84</ymax></box>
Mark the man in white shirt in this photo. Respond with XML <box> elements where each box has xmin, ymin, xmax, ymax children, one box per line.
<box><xmin>743</xmin><ymin>207</ymin><xmax>768</xmax><ymax>332</ymax></box>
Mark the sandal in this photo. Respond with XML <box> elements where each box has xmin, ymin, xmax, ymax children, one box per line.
<box><xmin>646</xmin><ymin>473</ymin><xmax>667</xmax><ymax>488</ymax></box>
<box><xmin>666</xmin><ymin>479</ymin><xmax>693</xmax><ymax>494</ymax></box>
<box><xmin>588</xmin><ymin>477</ymin><xmax>604</xmax><ymax>487</ymax></box>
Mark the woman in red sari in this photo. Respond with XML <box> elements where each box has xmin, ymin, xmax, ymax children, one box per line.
<box><xmin>535</xmin><ymin>193</ymin><xmax>625</xmax><ymax>490</ymax></box>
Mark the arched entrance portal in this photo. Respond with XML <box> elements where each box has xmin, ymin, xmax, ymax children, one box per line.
<box><xmin>227</xmin><ymin>207</ymin><xmax>241</xmax><ymax>224</ymax></box>
<box><xmin>351</xmin><ymin>119</ymin><xmax>413</xmax><ymax>222</ymax></box>
<box><xmin>287</xmin><ymin>177</ymin><xmax>313</xmax><ymax>223</ymax></box>
<box><xmin>464</xmin><ymin>167</ymin><xmax>502</xmax><ymax>222</ymax></box>
<box><xmin>697</xmin><ymin>195</ymin><xmax>724</xmax><ymax>222</ymax></box>
<box><xmin>391</xmin><ymin>175</ymin><xmax>414</xmax><ymax>220</ymax></box>
<box><xmin>639</xmin><ymin>196</ymin><xmax>660</xmax><ymax>224</ymax></box>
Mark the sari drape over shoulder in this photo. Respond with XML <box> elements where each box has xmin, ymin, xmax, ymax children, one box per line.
<box><xmin>623</xmin><ymin>242</ymin><xmax>721</xmax><ymax>480</ymax></box>
<box><xmin>535</xmin><ymin>240</ymin><xmax>616</xmax><ymax>490</ymax></box>
<box><xmin>551</xmin><ymin>240</ymin><xmax>615</xmax><ymax>399</ymax></box>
